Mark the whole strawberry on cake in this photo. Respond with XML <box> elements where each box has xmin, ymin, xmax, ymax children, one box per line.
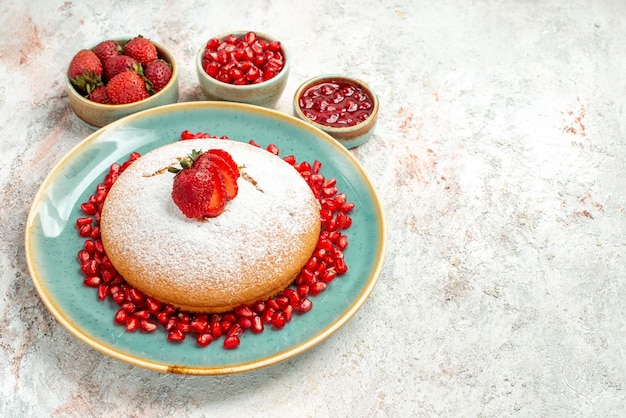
<box><xmin>99</xmin><ymin>139</ymin><xmax>321</xmax><ymax>313</ymax></box>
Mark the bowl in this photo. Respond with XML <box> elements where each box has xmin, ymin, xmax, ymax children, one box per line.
<box><xmin>66</xmin><ymin>38</ymin><xmax>179</xmax><ymax>129</ymax></box>
<box><xmin>293</xmin><ymin>75</ymin><xmax>379</xmax><ymax>149</ymax></box>
<box><xmin>196</xmin><ymin>31</ymin><xmax>290</xmax><ymax>108</ymax></box>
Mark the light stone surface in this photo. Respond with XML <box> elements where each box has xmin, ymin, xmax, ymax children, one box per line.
<box><xmin>1</xmin><ymin>0</ymin><xmax>625</xmax><ymax>416</ymax></box>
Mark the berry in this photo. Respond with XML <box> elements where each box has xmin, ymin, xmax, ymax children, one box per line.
<box><xmin>169</xmin><ymin>149</ymin><xmax>240</xmax><ymax>219</ymax></box>
<box><xmin>103</xmin><ymin>54</ymin><xmax>141</xmax><ymax>82</ymax></box>
<box><xmin>68</xmin><ymin>49</ymin><xmax>103</xmax><ymax>95</ymax></box>
<box><xmin>124</xmin><ymin>35</ymin><xmax>158</xmax><ymax>66</ymax></box>
<box><xmin>89</xmin><ymin>85</ymin><xmax>110</xmax><ymax>104</ymax></box>
<box><xmin>144</xmin><ymin>59</ymin><xmax>172</xmax><ymax>93</ymax></box>
<box><xmin>106</xmin><ymin>71</ymin><xmax>150</xmax><ymax>104</ymax></box>
<box><xmin>199</xmin><ymin>151</ymin><xmax>239</xmax><ymax>200</ymax></box>
<box><xmin>92</xmin><ymin>40</ymin><xmax>122</xmax><ymax>64</ymax></box>
<box><xmin>170</xmin><ymin>150</ymin><xmax>221</xmax><ymax>218</ymax></box>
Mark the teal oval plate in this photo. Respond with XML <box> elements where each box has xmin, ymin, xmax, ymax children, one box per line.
<box><xmin>25</xmin><ymin>102</ymin><xmax>386</xmax><ymax>375</ymax></box>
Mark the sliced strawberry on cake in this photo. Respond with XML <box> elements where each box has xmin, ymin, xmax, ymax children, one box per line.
<box><xmin>169</xmin><ymin>148</ymin><xmax>239</xmax><ymax>218</ymax></box>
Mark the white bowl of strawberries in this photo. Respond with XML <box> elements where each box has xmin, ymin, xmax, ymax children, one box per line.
<box><xmin>66</xmin><ymin>36</ymin><xmax>179</xmax><ymax>129</ymax></box>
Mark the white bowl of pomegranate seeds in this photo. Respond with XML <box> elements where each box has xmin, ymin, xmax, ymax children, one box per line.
<box><xmin>66</xmin><ymin>36</ymin><xmax>179</xmax><ymax>129</ymax></box>
<box><xmin>196</xmin><ymin>31</ymin><xmax>289</xmax><ymax>108</ymax></box>
<box><xmin>293</xmin><ymin>75</ymin><xmax>379</xmax><ymax>148</ymax></box>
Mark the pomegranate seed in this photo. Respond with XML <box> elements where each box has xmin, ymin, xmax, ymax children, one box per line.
<box><xmin>157</xmin><ymin>311</ymin><xmax>170</xmax><ymax>326</ymax></box>
<box><xmin>121</xmin><ymin>302</ymin><xmax>136</xmax><ymax>313</ymax></box>
<box><xmin>311</xmin><ymin>281</ymin><xmax>327</xmax><ymax>296</ymax></box>
<box><xmin>177</xmin><ymin>322</ymin><xmax>191</xmax><ymax>333</ymax></box>
<box><xmin>297</xmin><ymin>284</ymin><xmax>310</xmax><ymax>297</ymax></box>
<box><xmin>282</xmin><ymin>305</ymin><xmax>293</xmax><ymax>322</ymax></box>
<box><xmin>112</xmin><ymin>290</ymin><xmax>126</xmax><ymax>305</ymax></box>
<box><xmin>223</xmin><ymin>312</ymin><xmax>237</xmax><ymax>323</ymax></box>
<box><xmin>125</xmin><ymin>316</ymin><xmax>139</xmax><ymax>332</ymax></box>
<box><xmin>78</xmin><ymin>224</ymin><xmax>92</xmax><ymax>237</ymax></box>
<box><xmin>129</xmin><ymin>288</ymin><xmax>145</xmax><ymax>303</ymax></box>
<box><xmin>197</xmin><ymin>333</ymin><xmax>213</xmax><ymax>347</ymax></box>
<box><xmin>165</xmin><ymin>318</ymin><xmax>177</xmax><ymax>332</ymax></box>
<box><xmin>275</xmin><ymin>296</ymin><xmax>289</xmax><ymax>309</ymax></box>
<box><xmin>262</xmin><ymin>308</ymin><xmax>275</xmax><ymax>324</ymax></box>
<box><xmin>76</xmin><ymin>217</ymin><xmax>92</xmax><ymax>228</ymax></box>
<box><xmin>134</xmin><ymin>310</ymin><xmax>150</xmax><ymax>320</ymax></box>
<box><xmin>335</xmin><ymin>258</ymin><xmax>348</xmax><ymax>274</ymax></box>
<box><xmin>267</xmin><ymin>299</ymin><xmax>280</xmax><ymax>311</ymax></box>
<box><xmin>283</xmin><ymin>288</ymin><xmax>300</xmax><ymax>306</ymax></box>
<box><xmin>191</xmin><ymin>317</ymin><xmax>209</xmax><ymax>334</ymax></box>
<box><xmin>80</xmin><ymin>202</ymin><xmax>97</xmax><ymax>215</ymax></box>
<box><xmin>84</xmin><ymin>239</ymin><xmax>95</xmax><ymax>253</ymax></box>
<box><xmin>252</xmin><ymin>300</ymin><xmax>266</xmax><ymax>314</ymax></box>
<box><xmin>228</xmin><ymin>323</ymin><xmax>243</xmax><ymax>338</ymax></box>
<box><xmin>114</xmin><ymin>309</ymin><xmax>128</xmax><ymax>325</ymax></box>
<box><xmin>178</xmin><ymin>312</ymin><xmax>192</xmax><ymax>324</ymax></box>
<box><xmin>298</xmin><ymin>298</ymin><xmax>313</xmax><ymax>313</ymax></box>
<box><xmin>81</xmin><ymin>260</ymin><xmax>98</xmax><ymax>275</ymax></box>
<box><xmin>100</xmin><ymin>268</ymin><xmax>115</xmax><ymax>284</ymax></box>
<box><xmin>97</xmin><ymin>283</ymin><xmax>108</xmax><ymax>300</ymax></box>
<box><xmin>237</xmin><ymin>317</ymin><xmax>252</xmax><ymax>330</ymax></box>
<box><xmin>337</xmin><ymin>235</ymin><xmax>348</xmax><ymax>250</ymax></box>
<box><xmin>234</xmin><ymin>305</ymin><xmax>254</xmax><ymax>318</ymax></box>
<box><xmin>251</xmin><ymin>316</ymin><xmax>264</xmax><ymax>333</ymax></box>
<box><xmin>340</xmin><ymin>202</ymin><xmax>355</xmax><ymax>213</ymax></box>
<box><xmin>89</xmin><ymin>226</ymin><xmax>100</xmax><ymax>239</ymax></box>
<box><xmin>146</xmin><ymin>297</ymin><xmax>162</xmax><ymax>314</ymax></box>
<box><xmin>283</xmin><ymin>155</ymin><xmax>296</xmax><ymax>165</ymax></box>
<box><xmin>266</xmin><ymin>143</ymin><xmax>279</xmax><ymax>155</ymax></box>
<box><xmin>77</xmin><ymin>250</ymin><xmax>90</xmax><ymax>263</ymax></box>
<box><xmin>167</xmin><ymin>329</ymin><xmax>185</xmax><ymax>342</ymax></box>
<box><xmin>313</xmin><ymin>160</ymin><xmax>322</xmax><ymax>174</ymax></box>
<box><xmin>272</xmin><ymin>312</ymin><xmax>286</xmax><ymax>329</ymax></box>
<box><xmin>321</xmin><ymin>269</ymin><xmax>337</xmax><ymax>283</ymax></box>
<box><xmin>220</xmin><ymin>320</ymin><xmax>233</xmax><ymax>334</ymax></box>
<box><xmin>140</xmin><ymin>319</ymin><xmax>158</xmax><ymax>332</ymax></box>
<box><xmin>223</xmin><ymin>336</ymin><xmax>240</xmax><ymax>349</ymax></box>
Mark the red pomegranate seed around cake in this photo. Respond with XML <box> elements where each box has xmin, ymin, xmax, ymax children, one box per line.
<box><xmin>140</xmin><ymin>320</ymin><xmax>158</xmax><ymax>333</ymax></box>
<box><xmin>125</xmin><ymin>316</ymin><xmax>139</xmax><ymax>332</ymax></box>
<box><xmin>223</xmin><ymin>336</ymin><xmax>240</xmax><ymax>349</ymax></box>
<box><xmin>168</xmin><ymin>329</ymin><xmax>185</xmax><ymax>342</ymax></box>
<box><xmin>251</xmin><ymin>316</ymin><xmax>264</xmax><ymax>333</ymax></box>
<box><xmin>114</xmin><ymin>309</ymin><xmax>128</xmax><ymax>325</ymax></box>
<box><xmin>298</xmin><ymin>298</ymin><xmax>313</xmax><ymax>313</ymax></box>
<box><xmin>197</xmin><ymin>333</ymin><xmax>213</xmax><ymax>347</ymax></box>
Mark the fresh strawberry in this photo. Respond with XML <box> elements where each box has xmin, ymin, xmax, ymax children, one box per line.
<box><xmin>89</xmin><ymin>85</ymin><xmax>110</xmax><ymax>104</ymax></box>
<box><xmin>92</xmin><ymin>40</ymin><xmax>122</xmax><ymax>64</ymax></box>
<box><xmin>205</xmin><ymin>149</ymin><xmax>240</xmax><ymax>178</ymax></box>
<box><xmin>198</xmin><ymin>150</ymin><xmax>239</xmax><ymax>200</ymax></box>
<box><xmin>124</xmin><ymin>35</ymin><xmax>158</xmax><ymax>66</ymax></box>
<box><xmin>170</xmin><ymin>150</ymin><xmax>226</xmax><ymax>218</ymax></box>
<box><xmin>106</xmin><ymin>70</ymin><xmax>150</xmax><ymax>104</ymax></box>
<box><xmin>103</xmin><ymin>54</ymin><xmax>141</xmax><ymax>82</ymax></box>
<box><xmin>144</xmin><ymin>59</ymin><xmax>172</xmax><ymax>93</ymax></box>
<box><xmin>68</xmin><ymin>49</ymin><xmax>103</xmax><ymax>95</ymax></box>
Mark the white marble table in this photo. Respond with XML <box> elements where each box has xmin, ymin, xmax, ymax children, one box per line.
<box><xmin>1</xmin><ymin>0</ymin><xmax>625</xmax><ymax>416</ymax></box>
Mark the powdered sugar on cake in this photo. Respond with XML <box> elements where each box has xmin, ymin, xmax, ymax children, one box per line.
<box><xmin>100</xmin><ymin>139</ymin><xmax>320</xmax><ymax>310</ymax></box>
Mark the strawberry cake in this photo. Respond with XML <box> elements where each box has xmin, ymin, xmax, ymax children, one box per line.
<box><xmin>100</xmin><ymin>138</ymin><xmax>321</xmax><ymax>313</ymax></box>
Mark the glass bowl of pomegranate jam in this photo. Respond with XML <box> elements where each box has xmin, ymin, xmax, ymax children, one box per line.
<box><xmin>196</xmin><ymin>31</ymin><xmax>290</xmax><ymax>108</ymax></box>
<box><xmin>293</xmin><ymin>75</ymin><xmax>379</xmax><ymax>148</ymax></box>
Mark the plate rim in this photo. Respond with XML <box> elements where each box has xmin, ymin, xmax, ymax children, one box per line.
<box><xmin>25</xmin><ymin>101</ymin><xmax>387</xmax><ymax>375</ymax></box>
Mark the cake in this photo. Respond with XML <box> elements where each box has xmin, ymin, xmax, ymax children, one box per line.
<box><xmin>99</xmin><ymin>138</ymin><xmax>321</xmax><ymax>313</ymax></box>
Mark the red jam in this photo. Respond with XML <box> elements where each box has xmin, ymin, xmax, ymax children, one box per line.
<box><xmin>298</xmin><ymin>80</ymin><xmax>374</xmax><ymax>128</ymax></box>
<box><xmin>201</xmin><ymin>31</ymin><xmax>285</xmax><ymax>85</ymax></box>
